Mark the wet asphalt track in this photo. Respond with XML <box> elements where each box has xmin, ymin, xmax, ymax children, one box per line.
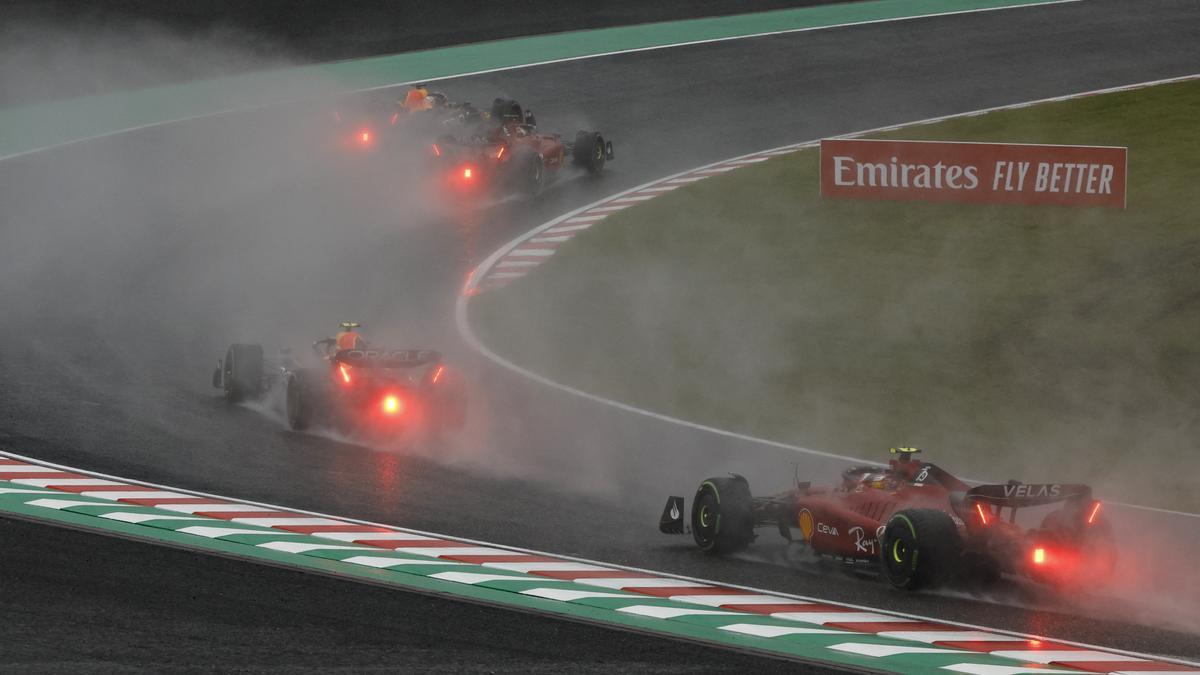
<box><xmin>3</xmin><ymin>0</ymin><xmax>1200</xmax><ymax>667</ymax></box>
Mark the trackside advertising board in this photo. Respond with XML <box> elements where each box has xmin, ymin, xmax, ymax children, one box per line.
<box><xmin>820</xmin><ymin>139</ymin><xmax>1127</xmax><ymax>208</ymax></box>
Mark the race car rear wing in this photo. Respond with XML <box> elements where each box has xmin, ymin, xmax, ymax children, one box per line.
<box><xmin>334</xmin><ymin>348</ymin><xmax>442</xmax><ymax>369</ymax></box>
<box><xmin>965</xmin><ymin>482</ymin><xmax>1092</xmax><ymax>508</ymax></box>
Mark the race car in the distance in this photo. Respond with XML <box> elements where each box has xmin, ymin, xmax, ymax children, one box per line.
<box><xmin>212</xmin><ymin>328</ymin><xmax>466</xmax><ymax>438</ymax></box>
<box><xmin>430</xmin><ymin>98</ymin><xmax>613</xmax><ymax>195</ymax></box>
<box><xmin>659</xmin><ymin>447</ymin><xmax>1114</xmax><ymax>590</ymax></box>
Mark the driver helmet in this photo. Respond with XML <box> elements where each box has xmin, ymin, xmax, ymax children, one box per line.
<box><xmin>335</xmin><ymin>322</ymin><xmax>365</xmax><ymax>350</ymax></box>
<box><xmin>403</xmin><ymin>86</ymin><xmax>432</xmax><ymax>111</ymax></box>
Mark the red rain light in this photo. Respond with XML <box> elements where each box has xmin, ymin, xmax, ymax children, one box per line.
<box><xmin>1032</xmin><ymin>547</ymin><xmax>1046</xmax><ymax>565</ymax></box>
<box><xmin>339</xmin><ymin>364</ymin><xmax>352</xmax><ymax>384</ymax></box>
<box><xmin>975</xmin><ymin>502</ymin><xmax>990</xmax><ymax>526</ymax></box>
<box><xmin>382</xmin><ymin>395</ymin><xmax>403</xmax><ymax>415</ymax></box>
<box><xmin>1087</xmin><ymin>501</ymin><xmax>1102</xmax><ymax>525</ymax></box>
<box><xmin>360</xmin><ymin>130</ymin><xmax>371</xmax><ymax>144</ymax></box>
<box><xmin>463</xmin><ymin>167</ymin><xmax>473</xmax><ymax>179</ymax></box>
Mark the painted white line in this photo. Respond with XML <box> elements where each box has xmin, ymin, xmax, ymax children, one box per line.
<box><xmin>0</xmin><ymin>0</ymin><xmax>1086</xmax><ymax>165</ymax></box>
<box><xmin>11</xmin><ymin>478</ymin><xmax>122</xmax><ymax>487</ymax></box>
<box><xmin>521</xmin><ymin>588</ymin><xmax>634</xmax><ymax>601</ymax></box>
<box><xmin>828</xmin><ymin>643</ymin><xmax>962</xmax><ymax>657</ymax></box>
<box><xmin>668</xmin><ymin>594</ymin><xmax>794</xmax><ymax>606</ymax></box>
<box><xmin>176</xmin><ymin>526</ymin><xmax>302</xmax><ymax>539</ymax></box>
<box><xmin>610</xmin><ymin>195</ymin><xmax>656</xmax><ymax>203</ymax></box>
<box><xmin>507</xmin><ymin>248</ymin><xmax>555</xmax><ymax>257</ymax></box>
<box><xmin>0</xmin><ymin>465</ymin><xmax>65</xmax><ymax>473</ymax></box>
<box><xmin>545</xmin><ymin>222</ymin><xmax>595</xmax><ymax>234</ymax></box>
<box><xmin>160</xmin><ymin>503</ymin><xmax>276</xmax><ymax>514</ymax></box>
<box><xmin>720</xmin><ymin>624</ymin><xmax>846</xmax><ymax>638</ymax></box>
<box><xmin>5</xmin><ymin>449</ymin><xmax>1196</xmax><ymax>669</ymax></box>
<box><xmin>772</xmin><ymin>611</ymin><xmax>910</xmax><ymax>625</ymax></box>
<box><xmin>578</xmin><ymin>577</ymin><xmax>707</xmax><ymax>590</ymax></box>
<box><xmin>563</xmin><ymin>214</ymin><xmax>607</xmax><ymax>223</ymax></box>
<box><xmin>100</xmin><ymin>512</ymin><xmax>210</xmax><ymax>524</ymax></box>
<box><xmin>344</xmin><ymin>556</ymin><xmax>464</xmax><ymax>568</ymax></box>
<box><xmin>488</xmin><ymin>272</ymin><xmax>527</xmax><ymax>279</ymax></box>
<box><xmin>257</xmin><ymin>542</ymin><xmax>374</xmax><ymax>553</ymax></box>
<box><xmin>231</xmin><ymin>517</ymin><xmax>343</xmax><ymax>527</ymax></box>
<box><xmin>879</xmin><ymin>631</ymin><xmax>1027</xmax><ymax>643</ymax></box>
<box><xmin>990</xmin><ymin>650</ymin><xmax>1146</xmax><ymax>664</ymax></box>
<box><xmin>496</xmin><ymin>260</ymin><xmax>540</xmax><ymax>267</ymax></box>
<box><xmin>82</xmin><ymin>491</ymin><xmax>197</xmax><ymax>500</ymax></box>
<box><xmin>942</xmin><ymin>666</ymin><xmax>1081</xmax><ymax>675</ymax></box>
<box><xmin>667</xmin><ymin>176</ymin><xmax>709</xmax><ymax>183</ymax></box>
<box><xmin>482</xmin><ymin>562</ymin><xmax>607</xmax><ymax>573</ymax></box>
<box><xmin>617</xmin><ymin>605</ymin><xmax>742</xmax><ymax>619</ymax></box>
<box><xmin>639</xmin><ymin>185</ymin><xmax>680</xmax><ymax>192</ymax></box>
<box><xmin>313</xmin><ymin>531</ymin><xmax>439</xmax><ymax>542</ymax></box>
<box><xmin>527</xmin><ymin>235</ymin><xmax>572</xmax><ymax>244</ymax></box>
<box><xmin>25</xmin><ymin>498</ymin><xmax>112</xmax><ymax>510</ymax></box>
<box><xmin>0</xmin><ymin>487</ymin><xmax>57</xmax><ymax>495</ymax></box>
<box><xmin>430</xmin><ymin>571</ymin><xmax>532</xmax><ymax>584</ymax></box>
<box><xmin>395</xmin><ymin>546</ymin><xmax>514</xmax><ymax>557</ymax></box>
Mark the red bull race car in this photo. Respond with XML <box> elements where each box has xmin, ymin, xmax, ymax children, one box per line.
<box><xmin>212</xmin><ymin>325</ymin><xmax>466</xmax><ymax>438</ymax></box>
<box><xmin>659</xmin><ymin>448</ymin><xmax>1114</xmax><ymax>590</ymax></box>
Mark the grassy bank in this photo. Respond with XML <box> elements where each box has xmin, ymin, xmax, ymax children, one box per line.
<box><xmin>471</xmin><ymin>79</ymin><xmax>1200</xmax><ymax>512</ymax></box>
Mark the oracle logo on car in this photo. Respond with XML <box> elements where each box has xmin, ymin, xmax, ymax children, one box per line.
<box><xmin>820</xmin><ymin>138</ymin><xmax>1127</xmax><ymax>208</ymax></box>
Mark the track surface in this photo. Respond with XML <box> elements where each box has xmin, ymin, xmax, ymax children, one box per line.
<box><xmin>3</xmin><ymin>0</ymin><xmax>1200</xmax><ymax>666</ymax></box>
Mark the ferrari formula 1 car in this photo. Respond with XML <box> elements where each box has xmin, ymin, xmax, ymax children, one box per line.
<box><xmin>212</xmin><ymin>340</ymin><xmax>466</xmax><ymax>437</ymax></box>
<box><xmin>429</xmin><ymin>98</ymin><xmax>613</xmax><ymax>195</ymax></box>
<box><xmin>659</xmin><ymin>448</ymin><xmax>1114</xmax><ymax>590</ymax></box>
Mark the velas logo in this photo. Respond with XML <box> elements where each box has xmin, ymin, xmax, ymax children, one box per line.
<box><xmin>820</xmin><ymin>139</ymin><xmax>1127</xmax><ymax>208</ymax></box>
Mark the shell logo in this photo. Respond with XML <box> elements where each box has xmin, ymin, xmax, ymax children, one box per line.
<box><xmin>797</xmin><ymin>508</ymin><xmax>815</xmax><ymax>542</ymax></box>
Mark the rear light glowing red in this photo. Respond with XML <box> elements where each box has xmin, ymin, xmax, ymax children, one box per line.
<box><xmin>1032</xmin><ymin>547</ymin><xmax>1046</xmax><ymax>565</ymax></box>
<box><xmin>1087</xmin><ymin>501</ymin><xmax>1102</xmax><ymax>524</ymax></box>
<box><xmin>382</xmin><ymin>395</ymin><xmax>403</xmax><ymax>415</ymax></box>
<box><xmin>975</xmin><ymin>502</ymin><xmax>990</xmax><ymax>526</ymax></box>
<box><xmin>463</xmin><ymin>167</ymin><xmax>473</xmax><ymax>179</ymax></box>
<box><xmin>339</xmin><ymin>364</ymin><xmax>352</xmax><ymax>384</ymax></box>
<box><xmin>360</xmin><ymin>130</ymin><xmax>371</xmax><ymax>144</ymax></box>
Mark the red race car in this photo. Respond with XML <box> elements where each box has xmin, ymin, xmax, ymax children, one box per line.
<box><xmin>659</xmin><ymin>448</ymin><xmax>1114</xmax><ymax>590</ymax></box>
<box><xmin>429</xmin><ymin>98</ymin><xmax>612</xmax><ymax>195</ymax></box>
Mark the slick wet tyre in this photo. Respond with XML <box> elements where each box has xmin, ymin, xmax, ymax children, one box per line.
<box><xmin>286</xmin><ymin>373</ymin><xmax>314</xmax><ymax>431</ymax></box>
<box><xmin>224</xmin><ymin>343</ymin><xmax>263</xmax><ymax>403</ymax></box>
<box><xmin>880</xmin><ymin>508</ymin><xmax>963</xmax><ymax>590</ymax></box>
<box><xmin>512</xmin><ymin>149</ymin><xmax>544</xmax><ymax>195</ymax></box>
<box><xmin>691</xmin><ymin>475</ymin><xmax>754</xmax><ymax>554</ymax></box>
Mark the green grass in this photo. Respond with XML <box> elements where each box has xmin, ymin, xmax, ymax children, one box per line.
<box><xmin>472</xmin><ymin>79</ymin><xmax>1200</xmax><ymax>512</ymax></box>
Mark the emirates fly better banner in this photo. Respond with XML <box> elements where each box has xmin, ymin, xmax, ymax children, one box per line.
<box><xmin>820</xmin><ymin>139</ymin><xmax>1127</xmax><ymax>208</ymax></box>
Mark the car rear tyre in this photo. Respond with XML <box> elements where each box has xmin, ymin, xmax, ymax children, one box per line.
<box><xmin>880</xmin><ymin>508</ymin><xmax>963</xmax><ymax>590</ymax></box>
<box><xmin>691</xmin><ymin>475</ymin><xmax>754</xmax><ymax>554</ymax></box>
<box><xmin>512</xmin><ymin>148</ymin><xmax>544</xmax><ymax>195</ymax></box>
<box><xmin>286</xmin><ymin>373</ymin><xmax>314</xmax><ymax>431</ymax></box>
<box><xmin>223</xmin><ymin>343</ymin><xmax>263</xmax><ymax>403</ymax></box>
<box><xmin>572</xmin><ymin>131</ymin><xmax>606</xmax><ymax>174</ymax></box>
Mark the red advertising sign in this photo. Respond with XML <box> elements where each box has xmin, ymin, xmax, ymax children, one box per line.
<box><xmin>820</xmin><ymin>138</ymin><xmax>1127</xmax><ymax>208</ymax></box>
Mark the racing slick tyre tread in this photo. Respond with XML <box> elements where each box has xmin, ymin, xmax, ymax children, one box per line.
<box><xmin>880</xmin><ymin>508</ymin><xmax>963</xmax><ymax>590</ymax></box>
<box><xmin>512</xmin><ymin>148</ymin><xmax>544</xmax><ymax>195</ymax></box>
<box><xmin>223</xmin><ymin>343</ymin><xmax>263</xmax><ymax>403</ymax></box>
<box><xmin>286</xmin><ymin>370</ymin><xmax>320</xmax><ymax>431</ymax></box>
<box><xmin>691</xmin><ymin>475</ymin><xmax>754</xmax><ymax>554</ymax></box>
<box><xmin>572</xmin><ymin>131</ymin><xmax>606</xmax><ymax>174</ymax></box>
